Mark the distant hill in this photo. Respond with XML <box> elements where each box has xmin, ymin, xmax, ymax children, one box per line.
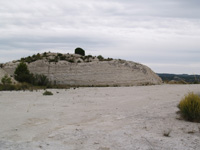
<box><xmin>157</xmin><ymin>73</ymin><xmax>200</xmax><ymax>84</ymax></box>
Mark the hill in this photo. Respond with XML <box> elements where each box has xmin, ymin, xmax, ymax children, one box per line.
<box><xmin>157</xmin><ymin>73</ymin><xmax>200</xmax><ymax>84</ymax></box>
<box><xmin>1</xmin><ymin>52</ymin><xmax>162</xmax><ymax>86</ymax></box>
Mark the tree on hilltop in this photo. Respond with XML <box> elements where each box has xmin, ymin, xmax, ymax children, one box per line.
<box><xmin>75</xmin><ymin>47</ymin><xmax>85</xmax><ymax>56</ymax></box>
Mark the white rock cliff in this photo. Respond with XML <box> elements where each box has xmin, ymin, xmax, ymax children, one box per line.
<box><xmin>2</xmin><ymin>53</ymin><xmax>162</xmax><ymax>86</ymax></box>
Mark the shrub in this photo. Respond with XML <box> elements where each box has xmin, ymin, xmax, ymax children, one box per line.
<box><xmin>178</xmin><ymin>92</ymin><xmax>200</xmax><ymax>122</ymax></box>
<box><xmin>20</xmin><ymin>53</ymin><xmax>42</xmax><ymax>63</ymax></box>
<box><xmin>1</xmin><ymin>75</ymin><xmax>12</xmax><ymax>85</ymax></box>
<box><xmin>0</xmin><ymin>84</ymin><xmax>15</xmax><ymax>91</ymax></box>
<box><xmin>57</xmin><ymin>53</ymin><xmax>63</xmax><ymax>57</ymax></box>
<box><xmin>0</xmin><ymin>82</ymin><xmax>32</xmax><ymax>91</ymax></box>
<box><xmin>75</xmin><ymin>47</ymin><xmax>85</xmax><ymax>56</ymax></box>
<box><xmin>14</xmin><ymin>62</ymin><xmax>31</xmax><ymax>83</ymax></box>
<box><xmin>32</xmin><ymin>74</ymin><xmax>50</xmax><ymax>86</ymax></box>
<box><xmin>43</xmin><ymin>52</ymin><xmax>47</xmax><ymax>57</ymax></box>
<box><xmin>68</xmin><ymin>59</ymin><xmax>74</xmax><ymax>63</ymax></box>
<box><xmin>14</xmin><ymin>62</ymin><xmax>50</xmax><ymax>87</ymax></box>
<box><xmin>48</xmin><ymin>56</ymin><xmax>58</xmax><ymax>63</ymax></box>
<box><xmin>97</xmin><ymin>55</ymin><xmax>104</xmax><ymax>61</ymax></box>
<box><xmin>60</xmin><ymin>55</ymin><xmax>66</xmax><ymax>60</ymax></box>
<box><xmin>43</xmin><ymin>90</ymin><xmax>53</xmax><ymax>95</ymax></box>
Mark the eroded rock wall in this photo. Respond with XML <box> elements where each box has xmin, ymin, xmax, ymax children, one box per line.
<box><xmin>3</xmin><ymin>59</ymin><xmax>162</xmax><ymax>86</ymax></box>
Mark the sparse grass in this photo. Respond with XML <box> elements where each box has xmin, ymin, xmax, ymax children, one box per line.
<box><xmin>0</xmin><ymin>83</ymin><xmax>35</xmax><ymax>91</ymax></box>
<box><xmin>178</xmin><ymin>92</ymin><xmax>200</xmax><ymax>122</ymax></box>
<box><xmin>0</xmin><ymin>82</ymin><xmax>72</xmax><ymax>91</ymax></box>
<box><xmin>43</xmin><ymin>90</ymin><xmax>53</xmax><ymax>96</ymax></box>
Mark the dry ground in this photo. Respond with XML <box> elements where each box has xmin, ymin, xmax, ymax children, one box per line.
<box><xmin>0</xmin><ymin>84</ymin><xmax>200</xmax><ymax>150</ymax></box>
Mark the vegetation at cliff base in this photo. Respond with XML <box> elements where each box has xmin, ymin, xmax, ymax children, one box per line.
<box><xmin>0</xmin><ymin>75</ymin><xmax>15</xmax><ymax>91</ymax></box>
<box><xmin>14</xmin><ymin>62</ymin><xmax>31</xmax><ymax>83</ymax></box>
<box><xmin>1</xmin><ymin>75</ymin><xmax>12</xmax><ymax>85</ymax></box>
<box><xmin>14</xmin><ymin>62</ymin><xmax>51</xmax><ymax>86</ymax></box>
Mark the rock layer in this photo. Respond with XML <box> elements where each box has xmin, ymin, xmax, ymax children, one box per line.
<box><xmin>2</xmin><ymin>56</ymin><xmax>162</xmax><ymax>86</ymax></box>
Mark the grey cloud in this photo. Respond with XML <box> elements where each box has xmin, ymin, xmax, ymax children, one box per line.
<box><xmin>0</xmin><ymin>0</ymin><xmax>200</xmax><ymax>74</ymax></box>
<box><xmin>101</xmin><ymin>0</ymin><xmax>200</xmax><ymax>19</ymax></box>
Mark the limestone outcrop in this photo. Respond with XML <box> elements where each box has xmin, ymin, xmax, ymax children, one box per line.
<box><xmin>0</xmin><ymin>68</ymin><xmax>16</xmax><ymax>84</ymax></box>
<box><xmin>2</xmin><ymin>53</ymin><xmax>162</xmax><ymax>86</ymax></box>
<box><xmin>0</xmin><ymin>68</ymin><xmax>7</xmax><ymax>84</ymax></box>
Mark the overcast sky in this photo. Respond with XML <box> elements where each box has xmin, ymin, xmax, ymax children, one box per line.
<box><xmin>1</xmin><ymin>0</ymin><xmax>200</xmax><ymax>74</ymax></box>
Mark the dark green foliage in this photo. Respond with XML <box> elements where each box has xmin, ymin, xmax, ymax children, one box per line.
<box><xmin>20</xmin><ymin>53</ymin><xmax>42</xmax><ymax>63</ymax></box>
<box><xmin>14</xmin><ymin>62</ymin><xmax>50</xmax><ymax>87</ymax></box>
<box><xmin>68</xmin><ymin>59</ymin><xmax>74</xmax><ymax>63</ymax></box>
<box><xmin>14</xmin><ymin>62</ymin><xmax>31</xmax><ymax>83</ymax></box>
<box><xmin>36</xmin><ymin>53</ymin><xmax>41</xmax><ymax>60</ymax></box>
<box><xmin>60</xmin><ymin>55</ymin><xmax>67</xmax><ymax>60</ymax></box>
<box><xmin>84</xmin><ymin>55</ymin><xmax>92</xmax><ymax>59</ymax></box>
<box><xmin>48</xmin><ymin>59</ymin><xmax>55</xmax><ymax>63</ymax></box>
<box><xmin>1</xmin><ymin>75</ymin><xmax>12</xmax><ymax>85</ymax></box>
<box><xmin>75</xmin><ymin>47</ymin><xmax>85</xmax><ymax>56</ymax></box>
<box><xmin>96</xmin><ymin>55</ymin><xmax>113</xmax><ymax>61</ymax></box>
<box><xmin>31</xmin><ymin>74</ymin><xmax>50</xmax><ymax>86</ymax></box>
<box><xmin>97</xmin><ymin>55</ymin><xmax>104</xmax><ymax>61</ymax></box>
<box><xmin>106</xmin><ymin>58</ymin><xmax>113</xmax><ymax>61</ymax></box>
<box><xmin>48</xmin><ymin>56</ymin><xmax>59</xmax><ymax>63</ymax></box>
<box><xmin>43</xmin><ymin>52</ymin><xmax>47</xmax><ymax>57</ymax></box>
<box><xmin>55</xmin><ymin>56</ymin><xmax>58</xmax><ymax>62</ymax></box>
<box><xmin>43</xmin><ymin>90</ymin><xmax>53</xmax><ymax>95</ymax></box>
<box><xmin>58</xmin><ymin>53</ymin><xmax>67</xmax><ymax>61</ymax></box>
<box><xmin>57</xmin><ymin>53</ymin><xmax>63</xmax><ymax>57</ymax></box>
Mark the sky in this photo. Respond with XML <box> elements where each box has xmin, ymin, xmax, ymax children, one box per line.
<box><xmin>0</xmin><ymin>0</ymin><xmax>200</xmax><ymax>74</ymax></box>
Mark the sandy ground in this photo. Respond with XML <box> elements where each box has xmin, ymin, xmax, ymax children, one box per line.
<box><xmin>0</xmin><ymin>84</ymin><xmax>200</xmax><ymax>150</ymax></box>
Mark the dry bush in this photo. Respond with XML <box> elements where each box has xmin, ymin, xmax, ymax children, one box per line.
<box><xmin>178</xmin><ymin>92</ymin><xmax>200</xmax><ymax>122</ymax></box>
<box><xmin>43</xmin><ymin>90</ymin><xmax>53</xmax><ymax>96</ymax></box>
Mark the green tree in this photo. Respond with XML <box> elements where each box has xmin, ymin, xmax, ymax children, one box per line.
<box><xmin>14</xmin><ymin>62</ymin><xmax>31</xmax><ymax>83</ymax></box>
<box><xmin>75</xmin><ymin>47</ymin><xmax>85</xmax><ymax>56</ymax></box>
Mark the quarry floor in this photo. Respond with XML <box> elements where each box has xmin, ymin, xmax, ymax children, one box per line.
<box><xmin>0</xmin><ymin>84</ymin><xmax>200</xmax><ymax>150</ymax></box>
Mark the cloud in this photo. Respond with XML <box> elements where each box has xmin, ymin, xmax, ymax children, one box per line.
<box><xmin>0</xmin><ymin>0</ymin><xmax>200</xmax><ymax>74</ymax></box>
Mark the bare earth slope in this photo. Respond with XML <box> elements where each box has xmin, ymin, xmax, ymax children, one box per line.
<box><xmin>2</xmin><ymin>53</ymin><xmax>162</xmax><ymax>86</ymax></box>
<box><xmin>0</xmin><ymin>84</ymin><xmax>200</xmax><ymax>150</ymax></box>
